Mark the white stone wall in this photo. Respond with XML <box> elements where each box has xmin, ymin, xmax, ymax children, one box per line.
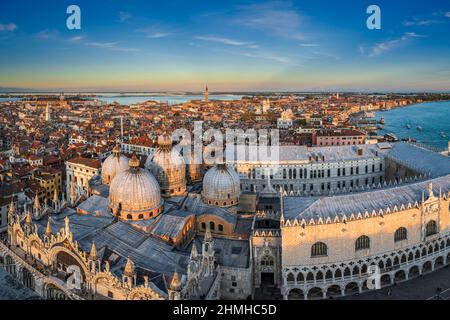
<box><xmin>281</xmin><ymin>195</ymin><xmax>450</xmax><ymax>299</ymax></box>
<box><xmin>66</xmin><ymin>162</ymin><xmax>100</xmax><ymax>196</ymax></box>
<box><xmin>220</xmin><ymin>266</ymin><xmax>253</xmax><ymax>300</ymax></box>
<box><xmin>236</xmin><ymin>156</ymin><xmax>384</xmax><ymax>194</ymax></box>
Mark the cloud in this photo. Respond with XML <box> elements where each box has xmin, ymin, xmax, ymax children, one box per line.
<box><xmin>369</xmin><ymin>32</ymin><xmax>426</xmax><ymax>57</ymax></box>
<box><xmin>119</xmin><ymin>11</ymin><xmax>132</xmax><ymax>23</ymax></box>
<box><xmin>299</xmin><ymin>43</ymin><xmax>320</xmax><ymax>47</ymax></box>
<box><xmin>194</xmin><ymin>35</ymin><xmax>256</xmax><ymax>47</ymax></box>
<box><xmin>0</xmin><ymin>23</ymin><xmax>17</xmax><ymax>32</ymax></box>
<box><xmin>137</xmin><ymin>27</ymin><xmax>171</xmax><ymax>39</ymax></box>
<box><xmin>446</xmin><ymin>12</ymin><xmax>450</xmax><ymax>18</ymax></box>
<box><xmin>68</xmin><ymin>35</ymin><xmax>87</xmax><ymax>42</ymax></box>
<box><xmin>232</xmin><ymin>1</ymin><xmax>307</xmax><ymax>41</ymax></box>
<box><xmin>146</xmin><ymin>32</ymin><xmax>170</xmax><ymax>39</ymax></box>
<box><xmin>61</xmin><ymin>35</ymin><xmax>139</xmax><ymax>52</ymax></box>
<box><xmin>240</xmin><ymin>52</ymin><xmax>290</xmax><ymax>64</ymax></box>
<box><xmin>85</xmin><ymin>41</ymin><xmax>140</xmax><ymax>52</ymax></box>
<box><xmin>35</xmin><ymin>29</ymin><xmax>59</xmax><ymax>40</ymax></box>
<box><xmin>403</xmin><ymin>19</ymin><xmax>440</xmax><ymax>26</ymax></box>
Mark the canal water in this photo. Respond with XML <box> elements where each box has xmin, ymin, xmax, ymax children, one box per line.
<box><xmin>375</xmin><ymin>101</ymin><xmax>450</xmax><ymax>150</ymax></box>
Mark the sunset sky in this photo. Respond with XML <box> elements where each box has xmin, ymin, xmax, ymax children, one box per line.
<box><xmin>0</xmin><ymin>0</ymin><xmax>449</xmax><ymax>92</ymax></box>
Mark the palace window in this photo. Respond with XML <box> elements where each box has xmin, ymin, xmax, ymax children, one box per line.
<box><xmin>287</xmin><ymin>273</ymin><xmax>295</xmax><ymax>282</ymax></box>
<box><xmin>210</xmin><ymin>221</ymin><xmax>215</xmax><ymax>231</ymax></box>
<box><xmin>425</xmin><ymin>220</ymin><xmax>438</xmax><ymax>237</ymax></box>
<box><xmin>355</xmin><ymin>235</ymin><xmax>370</xmax><ymax>251</ymax></box>
<box><xmin>394</xmin><ymin>227</ymin><xmax>408</xmax><ymax>242</ymax></box>
<box><xmin>311</xmin><ymin>242</ymin><xmax>328</xmax><ymax>257</ymax></box>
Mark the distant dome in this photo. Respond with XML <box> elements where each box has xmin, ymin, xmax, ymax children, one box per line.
<box><xmin>202</xmin><ymin>164</ymin><xmax>240</xmax><ymax>207</ymax></box>
<box><xmin>110</xmin><ymin>153</ymin><xmax>163</xmax><ymax>221</ymax></box>
<box><xmin>145</xmin><ymin>134</ymin><xmax>186</xmax><ymax>197</ymax></box>
<box><xmin>102</xmin><ymin>144</ymin><xmax>129</xmax><ymax>185</ymax></box>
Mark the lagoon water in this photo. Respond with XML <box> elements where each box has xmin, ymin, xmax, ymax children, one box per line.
<box><xmin>375</xmin><ymin>101</ymin><xmax>450</xmax><ymax>150</ymax></box>
<box><xmin>0</xmin><ymin>94</ymin><xmax>243</xmax><ymax>104</ymax></box>
<box><xmin>97</xmin><ymin>94</ymin><xmax>243</xmax><ymax>105</ymax></box>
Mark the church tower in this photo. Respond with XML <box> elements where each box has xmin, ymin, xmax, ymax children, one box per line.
<box><xmin>45</xmin><ymin>104</ymin><xmax>51</xmax><ymax>122</ymax></box>
<box><xmin>202</xmin><ymin>227</ymin><xmax>215</xmax><ymax>276</ymax></box>
<box><xmin>204</xmin><ymin>84</ymin><xmax>208</xmax><ymax>104</ymax></box>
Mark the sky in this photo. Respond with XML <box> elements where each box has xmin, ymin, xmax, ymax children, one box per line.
<box><xmin>0</xmin><ymin>0</ymin><xmax>449</xmax><ymax>92</ymax></box>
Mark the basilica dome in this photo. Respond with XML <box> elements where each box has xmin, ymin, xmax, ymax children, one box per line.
<box><xmin>202</xmin><ymin>164</ymin><xmax>240</xmax><ymax>207</ymax></box>
<box><xmin>145</xmin><ymin>134</ymin><xmax>186</xmax><ymax>197</ymax></box>
<box><xmin>109</xmin><ymin>153</ymin><xmax>163</xmax><ymax>221</ymax></box>
<box><xmin>101</xmin><ymin>143</ymin><xmax>129</xmax><ymax>185</ymax></box>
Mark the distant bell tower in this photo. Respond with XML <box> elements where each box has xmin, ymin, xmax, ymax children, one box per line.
<box><xmin>45</xmin><ymin>103</ymin><xmax>51</xmax><ymax>122</ymax></box>
<box><xmin>204</xmin><ymin>84</ymin><xmax>209</xmax><ymax>103</ymax></box>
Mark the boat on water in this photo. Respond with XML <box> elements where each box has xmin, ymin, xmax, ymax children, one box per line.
<box><xmin>405</xmin><ymin>123</ymin><xmax>411</xmax><ymax>129</ymax></box>
<box><xmin>384</xmin><ymin>133</ymin><xmax>398</xmax><ymax>142</ymax></box>
<box><xmin>364</xmin><ymin>111</ymin><xmax>375</xmax><ymax>118</ymax></box>
<box><xmin>440</xmin><ymin>132</ymin><xmax>446</xmax><ymax>138</ymax></box>
<box><xmin>416</xmin><ymin>126</ymin><xmax>423</xmax><ymax>132</ymax></box>
<box><xmin>379</xmin><ymin>117</ymin><xmax>385</xmax><ymax>124</ymax></box>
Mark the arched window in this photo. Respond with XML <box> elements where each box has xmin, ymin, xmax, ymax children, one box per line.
<box><xmin>218</xmin><ymin>224</ymin><xmax>223</xmax><ymax>232</ymax></box>
<box><xmin>126</xmin><ymin>214</ymin><xmax>132</xmax><ymax>220</ymax></box>
<box><xmin>425</xmin><ymin>220</ymin><xmax>438</xmax><ymax>237</ymax></box>
<box><xmin>311</xmin><ymin>242</ymin><xmax>327</xmax><ymax>257</ymax></box>
<box><xmin>355</xmin><ymin>235</ymin><xmax>370</xmax><ymax>251</ymax></box>
<box><xmin>201</xmin><ymin>222</ymin><xmax>206</xmax><ymax>229</ymax></box>
<box><xmin>394</xmin><ymin>227</ymin><xmax>407</xmax><ymax>242</ymax></box>
<box><xmin>287</xmin><ymin>273</ymin><xmax>295</xmax><ymax>282</ymax></box>
<box><xmin>209</xmin><ymin>221</ymin><xmax>215</xmax><ymax>231</ymax></box>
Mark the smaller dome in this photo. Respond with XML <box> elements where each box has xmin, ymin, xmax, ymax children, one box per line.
<box><xmin>202</xmin><ymin>164</ymin><xmax>240</xmax><ymax>207</ymax></box>
<box><xmin>101</xmin><ymin>143</ymin><xmax>129</xmax><ymax>185</ymax></box>
<box><xmin>145</xmin><ymin>134</ymin><xmax>186</xmax><ymax>197</ymax></box>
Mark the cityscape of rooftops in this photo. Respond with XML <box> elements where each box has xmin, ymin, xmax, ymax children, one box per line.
<box><xmin>0</xmin><ymin>0</ymin><xmax>450</xmax><ymax>310</ymax></box>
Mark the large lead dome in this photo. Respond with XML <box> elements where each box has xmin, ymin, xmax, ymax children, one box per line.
<box><xmin>102</xmin><ymin>143</ymin><xmax>129</xmax><ymax>185</ymax></box>
<box><xmin>145</xmin><ymin>134</ymin><xmax>186</xmax><ymax>197</ymax></box>
<box><xmin>110</xmin><ymin>153</ymin><xmax>163</xmax><ymax>221</ymax></box>
<box><xmin>202</xmin><ymin>164</ymin><xmax>240</xmax><ymax>207</ymax></box>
